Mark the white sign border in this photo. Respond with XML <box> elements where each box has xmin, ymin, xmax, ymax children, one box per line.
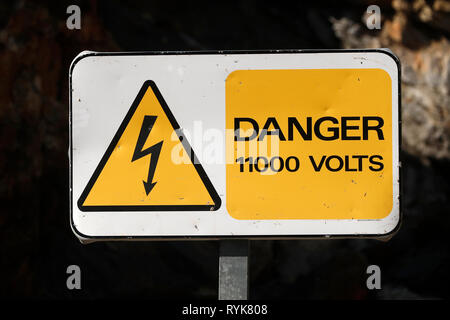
<box><xmin>69</xmin><ymin>49</ymin><xmax>402</xmax><ymax>242</ymax></box>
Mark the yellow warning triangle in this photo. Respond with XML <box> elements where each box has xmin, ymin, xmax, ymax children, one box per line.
<box><xmin>78</xmin><ymin>81</ymin><xmax>221</xmax><ymax>212</ymax></box>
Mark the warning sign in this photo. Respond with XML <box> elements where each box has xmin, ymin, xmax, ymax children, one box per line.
<box><xmin>70</xmin><ymin>49</ymin><xmax>400</xmax><ymax>240</ymax></box>
<box><xmin>226</xmin><ymin>68</ymin><xmax>393</xmax><ymax>220</ymax></box>
<box><xmin>77</xmin><ymin>81</ymin><xmax>221</xmax><ymax>211</ymax></box>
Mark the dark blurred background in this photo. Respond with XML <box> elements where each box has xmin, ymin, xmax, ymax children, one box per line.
<box><xmin>0</xmin><ymin>0</ymin><xmax>449</xmax><ymax>299</ymax></box>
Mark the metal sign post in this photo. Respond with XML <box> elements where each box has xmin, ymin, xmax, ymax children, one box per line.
<box><xmin>218</xmin><ymin>240</ymin><xmax>249</xmax><ymax>300</ymax></box>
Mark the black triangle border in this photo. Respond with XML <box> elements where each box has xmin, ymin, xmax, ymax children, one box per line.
<box><xmin>77</xmin><ymin>80</ymin><xmax>222</xmax><ymax>212</ymax></box>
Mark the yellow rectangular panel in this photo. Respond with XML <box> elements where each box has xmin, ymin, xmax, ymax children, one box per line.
<box><xmin>226</xmin><ymin>69</ymin><xmax>392</xmax><ymax>220</ymax></box>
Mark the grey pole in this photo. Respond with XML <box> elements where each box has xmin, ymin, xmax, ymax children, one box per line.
<box><xmin>218</xmin><ymin>240</ymin><xmax>249</xmax><ymax>300</ymax></box>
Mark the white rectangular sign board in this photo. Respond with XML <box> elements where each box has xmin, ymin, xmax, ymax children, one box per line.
<box><xmin>70</xmin><ymin>49</ymin><xmax>401</xmax><ymax>241</ymax></box>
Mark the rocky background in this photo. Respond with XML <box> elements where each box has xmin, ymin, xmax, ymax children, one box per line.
<box><xmin>0</xmin><ymin>0</ymin><xmax>448</xmax><ymax>299</ymax></box>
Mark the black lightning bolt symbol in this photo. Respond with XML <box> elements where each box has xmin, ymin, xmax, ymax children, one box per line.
<box><xmin>131</xmin><ymin>115</ymin><xmax>163</xmax><ymax>196</ymax></box>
